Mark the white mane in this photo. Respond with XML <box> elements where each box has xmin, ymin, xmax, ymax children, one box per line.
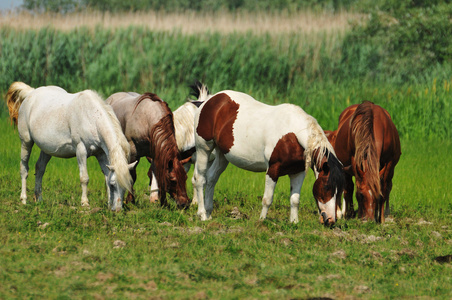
<box><xmin>173</xmin><ymin>101</ymin><xmax>198</xmax><ymax>152</ymax></box>
<box><xmin>303</xmin><ymin>114</ymin><xmax>337</xmax><ymax>170</ymax></box>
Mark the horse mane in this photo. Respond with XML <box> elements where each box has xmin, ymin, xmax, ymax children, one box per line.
<box><xmin>146</xmin><ymin>101</ymin><xmax>182</xmax><ymax>196</ymax></box>
<box><xmin>173</xmin><ymin>101</ymin><xmax>198</xmax><ymax>152</ymax></box>
<box><xmin>303</xmin><ymin>115</ymin><xmax>337</xmax><ymax>170</ymax></box>
<box><xmin>351</xmin><ymin>101</ymin><xmax>381</xmax><ymax>197</ymax></box>
<box><xmin>301</xmin><ymin>114</ymin><xmax>344</xmax><ymax>193</ymax></box>
<box><xmin>170</xmin><ymin>81</ymin><xmax>211</xmax><ymax>152</ymax></box>
<box><xmin>133</xmin><ymin>92</ymin><xmax>163</xmax><ymax>113</ymax></box>
<box><xmin>80</xmin><ymin>90</ymin><xmax>133</xmax><ymax>193</ymax></box>
<box><xmin>5</xmin><ymin>82</ymin><xmax>35</xmax><ymax>126</ymax></box>
<box><xmin>190</xmin><ymin>80</ymin><xmax>210</xmax><ymax>102</ymax></box>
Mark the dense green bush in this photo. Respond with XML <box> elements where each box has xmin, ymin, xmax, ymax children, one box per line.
<box><xmin>341</xmin><ymin>1</ymin><xmax>452</xmax><ymax>83</ymax></box>
<box><xmin>0</xmin><ymin>27</ymin><xmax>450</xmax><ymax>140</ymax></box>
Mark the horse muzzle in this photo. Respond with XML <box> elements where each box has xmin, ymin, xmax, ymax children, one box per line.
<box><xmin>320</xmin><ymin>212</ymin><xmax>335</xmax><ymax>227</ymax></box>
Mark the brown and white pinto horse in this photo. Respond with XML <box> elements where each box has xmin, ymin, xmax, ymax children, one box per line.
<box><xmin>325</xmin><ymin>101</ymin><xmax>401</xmax><ymax>223</ymax></box>
<box><xmin>106</xmin><ymin>92</ymin><xmax>190</xmax><ymax>209</ymax></box>
<box><xmin>193</xmin><ymin>85</ymin><xmax>344</xmax><ymax>225</ymax></box>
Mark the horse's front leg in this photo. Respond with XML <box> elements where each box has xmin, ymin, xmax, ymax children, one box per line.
<box><xmin>288</xmin><ymin>172</ymin><xmax>306</xmax><ymax>223</ymax></box>
<box><xmin>146</xmin><ymin>160</ymin><xmax>159</xmax><ymax>203</ymax></box>
<box><xmin>76</xmin><ymin>143</ymin><xmax>90</xmax><ymax>207</ymax></box>
<box><xmin>20</xmin><ymin>140</ymin><xmax>34</xmax><ymax>204</ymax></box>
<box><xmin>193</xmin><ymin>144</ymin><xmax>214</xmax><ymax>221</ymax></box>
<box><xmin>344</xmin><ymin>173</ymin><xmax>355</xmax><ymax>218</ymax></box>
<box><xmin>34</xmin><ymin>151</ymin><xmax>51</xmax><ymax>202</ymax></box>
<box><xmin>125</xmin><ymin>159</ymin><xmax>139</xmax><ymax>204</ymax></box>
<box><xmin>204</xmin><ymin>151</ymin><xmax>228</xmax><ymax>218</ymax></box>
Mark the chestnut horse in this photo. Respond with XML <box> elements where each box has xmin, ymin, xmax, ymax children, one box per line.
<box><xmin>325</xmin><ymin>101</ymin><xmax>401</xmax><ymax>223</ymax></box>
<box><xmin>193</xmin><ymin>85</ymin><xmax>344</xmax><ymax>226</ymax></box>
<box><xmin>106</xmin><ymin>92</ymin><xmax>190</xmax><ymax>209</ymax></box>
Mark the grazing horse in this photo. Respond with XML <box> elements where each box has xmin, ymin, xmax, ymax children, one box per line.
<box><xmin>193</xmin><ymin>85</ymin><xmax>345</xmax><ymax>225</ymax></box>
<box><xmin>148</xmin><ymin>81</ymin><xmax>209</xmax><ymax>204</ymax></box>
<box><xmin>325</xmin><ymin>101</ymin><xmax>401</xmax><ymax>223</ymax></box>
<box><xmin>6</xmin><ymin>82</ymin><xmax>134</xmax><ymax>211</ymax></box>
<box><xmin>105</xmin><ymin>92</ymin><xmax>190</xmax><ymax>209</ymax></box>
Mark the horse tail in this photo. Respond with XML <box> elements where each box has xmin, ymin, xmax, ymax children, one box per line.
<box><xmin>6</xmin><ymin>82</ymin><xmax>35</xmax><ymax>126</ymax></box>
<box><xmin>351</xmin><ymin>101</ymin><xmax>381</xmax><ymax>197</ymax></box>
<box><xmin>189</xmin><ymin>80</ymin><xmax>210</xmax><ymax>102</ymax></box>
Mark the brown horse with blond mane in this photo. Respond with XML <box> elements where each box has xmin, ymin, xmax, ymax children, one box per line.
<box><xmin>325</xmin><ymin>101</ymin><xmax>401</xmax><ymax>223</ymax></box>
<box><xmin>106</xmin><ymin>92</ymin><xmax>190</xmax><ymax>209</ymax></box>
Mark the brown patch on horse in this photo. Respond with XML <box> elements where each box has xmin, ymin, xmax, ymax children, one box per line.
<box><xmin>267</xmin><ymin>132</ymin><xmax>306</xmax><ymax>182</ymax></box>
<box><xmin>196</xmin><ymin>93</ymin><xmax>239</xmax><ymax>154</ymax></box>
<box><xmin>351</xmin><ymin>101</ymin><xmax>381</xmax><ymax>198</ymax></box>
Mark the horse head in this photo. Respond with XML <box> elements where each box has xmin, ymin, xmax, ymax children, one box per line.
<box><xmin>106</xmin><ymin>161</ymin><xmax>137</xmax><ymax>211</ymax></box>
<box><xmin>149</xmin><ymin>111</ymin><xmax>191</xmax><ymax>210</ymax></box>
<box><xmin>312</xmin><ymin>149</ymin><xmax>345</xmax><ymax>226</ymax></box>
<box><xmin>165</xmin><ymin>157</ymin><xmax>190</xmax><ymax>209</ymax></box>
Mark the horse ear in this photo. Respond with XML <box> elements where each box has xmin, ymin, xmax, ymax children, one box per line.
<box><xmin>128</xmin><ymin>161</ymin><xmax>138</xmax><ymax>170</ymax></box>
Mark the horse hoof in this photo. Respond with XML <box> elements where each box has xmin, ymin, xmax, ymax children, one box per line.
<box><xmin>198</xmin><ymin>212</ymin><xmax>208</xmax><ymax>221</ymax></box>
<box><xmin>81</xmin><ymin>202</ymin><xmax>90</xmax><ymax>207</ymax></box>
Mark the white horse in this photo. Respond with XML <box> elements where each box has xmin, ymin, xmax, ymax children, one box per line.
<box><xmin>6</xmin><ymin>82</ymin><xmax>136</xmax><ymax>211</ymax></box>
<box><xmin>193</xmin><ymin>85</ymin><xmax>345</xmax><ymax>225</ymax></box>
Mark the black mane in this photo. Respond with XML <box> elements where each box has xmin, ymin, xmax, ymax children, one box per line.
<box><xmin>326</xmin><ymin>149</ymin><xmax>345</xmax><ymax>195</ymax></box>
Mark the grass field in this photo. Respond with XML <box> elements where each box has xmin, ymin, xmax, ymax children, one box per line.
<box><xmin>0</xmin><ymin>9</ymin><xmax>451</xmax><ymax>299</ymax></box>
<box><xmin>1</xmin><ymin>114</ymin><xmax>451</xmax><ymax>298</ymax></box>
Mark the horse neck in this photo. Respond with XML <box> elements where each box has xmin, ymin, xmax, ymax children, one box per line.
<box><xmin>173</xmin><ymin>103</ymin><xmax>197</xmax><ymax>152</ymax></box>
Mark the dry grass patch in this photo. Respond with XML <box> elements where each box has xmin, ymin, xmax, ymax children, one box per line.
<box><xmin>0</xmin><ymin>10</ymin><xmax>360</xmax><ymax>35</ymax></box>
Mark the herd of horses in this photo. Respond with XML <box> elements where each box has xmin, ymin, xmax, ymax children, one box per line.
<box><xmin>5</xmin><ymin>81</ymin><xmax>401</xmax><ymax>226</ymax></box>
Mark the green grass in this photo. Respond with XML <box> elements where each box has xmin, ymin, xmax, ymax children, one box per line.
<box><xmin>1</xmin><ymin>115</ymin><xmax>451</xmax><ymax>299</ymax></box>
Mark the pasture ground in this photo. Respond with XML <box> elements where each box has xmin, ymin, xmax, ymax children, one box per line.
<box><xmin>0</xmin><ymin>117</ymin><xmax>451</xmax><ymax>299</ymax></box>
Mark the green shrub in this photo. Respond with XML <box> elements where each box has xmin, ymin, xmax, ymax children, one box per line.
<box><xmin>341</xmin><ymin>2</ymin><xmax>452</xmax><ymax>83</ymax></box>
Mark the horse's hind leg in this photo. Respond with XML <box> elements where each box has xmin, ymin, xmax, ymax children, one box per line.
<box><xmin>259</xmin><ymin>174</ymin><xmax>277</xmax><ymax>221</ymax></box>
<box><xmin>76</xmin><ymin>143</ymin><xmax>90</xmax><ymax>207</ymax></box>
<box><xmin>19</xmin><ymin>140</ymin><xmax>34</xmax><ymax>204</ymax></box>
<box><xmin>34</xmin><ymin>151</ymin><xmax>51</xmax><ymax>202</ymax></box>
<box><xmin>288</xmin><ymin>172</ymin><xmax>306</xmax><ymax>223</ymax></box>
<box><xmin>379</xmin><ymin>163</ymin><xmax>396</xmax><ymax>223</ymax></box>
